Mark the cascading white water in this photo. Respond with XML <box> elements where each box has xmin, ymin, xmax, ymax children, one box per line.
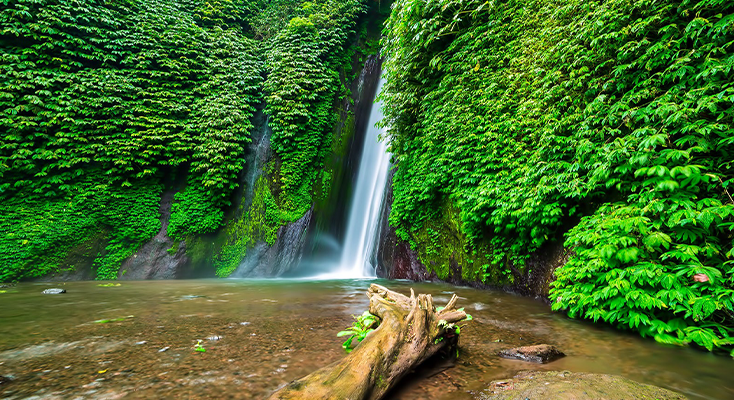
<box><xmin>331</xmin><ymin>77</ymin><xmax>390</xmax><ymax>278</ymax></box>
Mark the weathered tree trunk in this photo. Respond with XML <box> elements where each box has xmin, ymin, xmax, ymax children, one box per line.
<box><xmin>269</xmin><ymin>283</ymin><xmax>468</xmax><ymax>400</ymax></box>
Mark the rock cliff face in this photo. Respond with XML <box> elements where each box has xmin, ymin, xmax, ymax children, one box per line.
<box><xmin>118</xmin><ymin>190</ymin><xmax>187</xmax><ymax>280</ymax></box>
<box><xmin>233</xmin><ymin>209</ymin><xmax>313</xmax><ymax>277</ymax></box>
<box><xmin>374</xmin><ymin>169</ymin><xmax>434</xmax><ymax>282</ymax></box>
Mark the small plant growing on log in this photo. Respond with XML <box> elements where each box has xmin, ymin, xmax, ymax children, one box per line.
<box><xmin>435</xmin><ymin>307</ymin><xmax>472</xmax><ymax>343</ymax></box>
<box><xmin>337</xmin><ymin>311</ymin><xmax>380</xmax><ymax>353</ymax></box>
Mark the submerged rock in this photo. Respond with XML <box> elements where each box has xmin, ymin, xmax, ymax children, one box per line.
<box><xmin>0</xmin><ymin>375</ymin><xmax>10</xmax><ymax>384</ymax></box>
<box><xmin>42</xmin><ymin>288</ymin><xmax>66</xmax><ymax>294</ymax></box>
<box><xmin>478</xmin><ymin>371</ymin><xmax>687</xmax><ymax>399</ymax></box>
<box><xmin>498</xmin><ymin>344</ymin><xmax>565</xmax><ymax>364</ymax></box>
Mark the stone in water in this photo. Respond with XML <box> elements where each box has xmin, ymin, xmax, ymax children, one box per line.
<box><xmin>498</xmin><ymin>344</ymin><xmax>565</xmax><ymax>364</ymax></box>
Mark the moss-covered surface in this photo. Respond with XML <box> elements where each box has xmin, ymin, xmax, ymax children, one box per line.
<box><xmin>409</xmin><ymin>201</ymin><xmax>515</xmax><ymax>287</ymax></box>
<box><xmin>214</xmin><ymin>175</ymin><xmax>282</xmax><ymax>277</ymax></box>
<box><xmin>479</xmin><ymin>371</ymin><xmax>687</xmax><ymax>400</ymax></box>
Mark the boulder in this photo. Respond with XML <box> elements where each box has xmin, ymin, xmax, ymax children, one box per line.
<box><xmin>478</xmin><ymin>370</ymin><xmax>687</xmax><ymax>399</ymax></box>
<box><xmin>498</xmin><ymin>344</ymin><xmax>565</xmax><ymax>363</ymax></box>
<box><xmin>42</xmin><ymin>288</ymin><xmax>66</xmax><ymax>294</ymax></box>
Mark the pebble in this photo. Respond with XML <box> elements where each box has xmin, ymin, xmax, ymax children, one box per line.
<box><xmin>135</xmin><ymin>341</ymin><xmax>147</xmax><ymax>345</ymax></box>
<box><xmin>240</xmin><ymin>322</ymin><xmax>251</xmax><ymax>326</ymax></box>
<box><xmin>158</xmin><ymin>347</ymin><xmax>170</xmax><ymax>352</ymax></box>
<box><xmin>207</xmin><ymin>335</ymin><xmax>222</xmax><ymax>341</ymax></box>
<box><xmin>42</xmin><ymin>288</ymin><xmax>66</xmax><ymax>295</ymax></box>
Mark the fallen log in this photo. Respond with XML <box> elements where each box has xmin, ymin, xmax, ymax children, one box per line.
<box><xmin>269</xmin><ymin>283</ymin><xmax>468</xmax><ymax>400</ymax></box>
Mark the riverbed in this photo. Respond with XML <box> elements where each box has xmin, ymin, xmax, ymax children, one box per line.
<box><xmin>0</xmin><ymin>279</ymin><xmax>732</xmax><ymax>399</ymax></box>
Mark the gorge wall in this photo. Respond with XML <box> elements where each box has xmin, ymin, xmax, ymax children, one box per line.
<box><xmin>0</xmin><ymin>0</ymin><xmax>388</xmax><ymax>282</ymax></box>
<box><xmin>376</xmin><ymin>0</ymin><xmax>734</xmax><ymax>355</ymax></box>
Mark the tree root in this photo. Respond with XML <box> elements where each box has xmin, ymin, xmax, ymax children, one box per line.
<box><xmin>269</xmin><ymin>283</ymin><xmax>468</xmax><ymax>400</ymax></box>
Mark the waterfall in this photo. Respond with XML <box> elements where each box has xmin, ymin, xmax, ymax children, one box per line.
<box><xmin>338</xmin><ymin>77</ymin><xmax>390</xmax><ymax>278</ymax></box>
<box><xmin>312</xmin><ymin>76</ymin><xmax>389</xmax><ymax>279</ymax></box>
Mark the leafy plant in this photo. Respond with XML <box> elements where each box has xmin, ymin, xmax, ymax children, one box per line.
<box><xmin>337</xmin><ymin>311</ymin><xmax>380</xmax><ymax>353</ymax></box>
<box><xmin>194</xmin><ymin>339</ymin><xmax>206</xmax><ymax>353</ymax></box>
<box><xmin>435</xmin><ymin>306</ymin><xmax>473</xmax><ymax>342</ymax></box>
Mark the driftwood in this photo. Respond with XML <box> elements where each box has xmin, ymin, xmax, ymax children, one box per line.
<box><xmin>269</xmin><ymin>283</ymin><xmax>468</xmax><ymax>400</ymax></box>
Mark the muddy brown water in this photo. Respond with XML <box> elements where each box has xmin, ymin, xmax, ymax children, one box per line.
<box><xmin>0</xmin><ymin>279</ymin><xmax>732</xmax><ymax>399</ymax></box>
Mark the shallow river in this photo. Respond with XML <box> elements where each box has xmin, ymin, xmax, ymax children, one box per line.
<box><xmin>0</xmin><ymin>279</ymin><xmax>732</xmax><ymax>399</ymax></box>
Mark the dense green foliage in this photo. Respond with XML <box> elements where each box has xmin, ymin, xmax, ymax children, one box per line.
<box><xmin>0</xmin><ymin>0</ymin><xmax>367</xmax><ymax>280</ymax></box>
<box><xmin>1</xmin><ymin>0</ymin><xmax>261</xmax><ymax>199</ymax></box>
<box><xmin>264</xmin><ymin>0</ymin><xmax>366</xmax><ymax>217</ymax></box>
<box><xmin>0</xmin><ymin>177</ymin><xmax>162</xmax><ymax>281</ymax></box>
<box><xmin>380</xmin><ymin>0</ymin><xmax>734</xmax><ymax>355</ymax></box>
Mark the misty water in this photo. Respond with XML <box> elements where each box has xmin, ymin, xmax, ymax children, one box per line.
<box><xmin>1</xmin><ymin>279</ymin><xmax>733</xmax><ymax>399</ymax></box>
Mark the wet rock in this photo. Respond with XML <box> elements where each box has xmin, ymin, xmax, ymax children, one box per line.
<box><xmin>477</xmin><ymin>370</ymin><xmax>687</xmax><ymax>399</ymax></box>
<box><xmin>42</xmin><ymin>288</ymin><xmax>66</xmax><ymax>294</ymax></box>
<box><xmin>232</xmin><ymin>208</ymin><xmax>313</xmax><ymax>277</ymax></box>
<box><xmin>118</xmin><ymin>190</ymin><xmax>188</xmax><ymax>280</ymax></box>
<box><xmin>0</xmin><ymin>375</ymin><xmax>11</xmax><ymax>384</ymax></box>
<box><xmin>498</xmin><ymin>344</ymin><xmax>565</xmax><ymax>364</ymax></box>
<box><xmin>0</xmin><ymin>284</ymin><xmax>14</xmax><ymax>289</ymax></box>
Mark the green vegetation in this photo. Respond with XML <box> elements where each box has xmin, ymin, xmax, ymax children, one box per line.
<box><xmin>0</xmin><ymin>178</ymin><xmax>162</xmax><ymax>281</ymax></box>
<box><xmin>380</xmin><ymin>0</ymin><xmax>734</xmax><ymax>355</ymax></box>
<box><xmin>337</xmin><ymin>311</ymin><xmax>379</xmax><ymax>353</ymax></box>
<box><xmin>0</xmin><ymin>0</ymin><xmax>368</xmax><ymax>281</ymax></box>
<box><xmin>435</xmin><ymin>307</ymin><xmax>472</xmax><ymax>343</ymax></box>
<box><xmin>263</xmin><ymin>0</ymin><xmax>366</xmax><ymax>218</ymax></box>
